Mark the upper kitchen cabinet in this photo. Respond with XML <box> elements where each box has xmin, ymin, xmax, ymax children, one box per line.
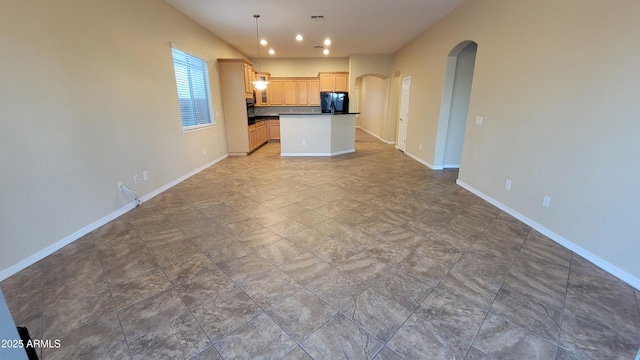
<box><xmin>255</xmin><ymin>72</ymin><xmax>270</xmax><ymax>105</ymax></box>
<box><xmin>319</xmin><ymin>72</ymin><xmax>349</xmax><ymax>92</ymax></box>
<box><xmin>297</xmin><ymin>79</ymin><xmax>320</xmax><ymax>106</ymax></box>
<box><xmin>260</xmin><ymin>78</ymin><xmax>319</xmax><ymax>106</ymax></box>
<box><xmin>284</xmin><ymin>79</ymin><xmax>298</xmax><ymax>105</ymax></box>
<box><xmin>297</xmin><ymin>80</ymin><xmax>309</xmax><ymax>105</ymax></box>
<box><xmin>308</xmin><ymin>79</ymin><xmax>320</xmax><ymax>105</ymax></box>
<box><xmin>243</xmin><ymin>62</ymin><xmax>256</xmax><ymax>98</ymax></box>
<box><xmin>268</xmin><ymin>79</ymin><xmax>284</xmax><ymax>105</ymax></box>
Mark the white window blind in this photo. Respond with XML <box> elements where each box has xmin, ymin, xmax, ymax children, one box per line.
<box><xmin>171</xmin><ymin>47</ymin><xmax>214</xmax><ymax>130</ymax></box>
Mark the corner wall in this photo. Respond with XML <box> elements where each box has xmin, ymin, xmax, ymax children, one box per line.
<box><xmin>391</xmin><ymin>0</ymin><xmax>640</xmax><ymax>286</ymax></box>
<box><xmin>0</xmin><ymin>0</ymin><xmax>246</xmax><ymax>277</ymax></box>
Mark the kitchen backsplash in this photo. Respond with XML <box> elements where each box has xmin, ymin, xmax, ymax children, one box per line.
<box><xmin>255</xmin><ymin>106</ymin><xmax>322</xmax><ymax>116</ymax></box>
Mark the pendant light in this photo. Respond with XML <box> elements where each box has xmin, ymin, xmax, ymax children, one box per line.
<box><xmin>251</xmin><ymin>14</ymin><xmax>269</xmax><ymax>91</ymax></box>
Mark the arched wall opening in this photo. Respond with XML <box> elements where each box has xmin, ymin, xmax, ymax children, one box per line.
<box><xmin>434</xmin><ymin>41</ymin><xmax>478</xmax><ymax>169</ymax></box>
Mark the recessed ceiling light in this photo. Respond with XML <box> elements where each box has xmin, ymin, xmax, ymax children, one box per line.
<box><xmin>324</xmin><ymin>39</ymin><xmax>331</xmax><ymax>46</ymax></box>
<box><xmin>296</xmin><ymin>34</ymin><xmax>303</xmax><ymax>41</ymax></box>
<box><xmin>323</xmin><ymin>49</ymin><xmax>329</xmax><ymax>55</ymax></box>
<box><xmin>260</xmin><ymin>39</ymin><xmax>267</xmax><ymax>46</ymax></box>
<box><xmin>268</xmin><ymin>49</ymin><xmax>275</xmax><ymax>55</ymax></box>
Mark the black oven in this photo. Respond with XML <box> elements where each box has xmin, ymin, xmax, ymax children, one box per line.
<box><xmin>246</xmin><ymin>97</ymin><xmax>256</xmax><ymax>124</ymax></box>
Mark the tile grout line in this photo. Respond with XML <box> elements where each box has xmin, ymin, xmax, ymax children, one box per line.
<box><xmin>554</xmin><ymin>251</ymin><xmax>573</xmax><ymax>356</ymax></box>
<box><xmin>96</xmin><ymin>232</ymin><xmax>134</xmax><ymax>360</ymax></box>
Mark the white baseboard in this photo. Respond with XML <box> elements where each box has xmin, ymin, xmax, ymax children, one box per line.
<box><xmin>281</xmin><ymin>153</ymin><xmax>331</xmax><ymax>157</ymax></box>
<box><xmin>331</xmin><ymin>149</ymin><xmax>356</xmax><ymax>156</ymax></box>
<box><xmin>0</xmin><ymin>203</ymin><xmax>137</xmax><ymax>282</ymax></box>
<box><xmin>358</xmin><ymin>127</ymin><xmax>395</xmax><ymax>144</ymax></box>
<box><xmin>443</xmin><ymin>164</ymin><xmax>460</xmax><ymax>169</ymax></box>
<box><xmin>0</xmin><ymin>153</ymin><xmax>228</xmax><ymax>282</ymax></box>
<box><xmin>280</xmin><ymin>149</ymin><xmax>355</xmax><ymax>157</ymax></box>
<box><xmin>456</xmin><ymin>179</ymin><xmax>640</xmax><ymax>291</ymax></box>
<box><xmin>140</xmin><ymin>153</ymin><xmax>228</xmax><ymax>202</ymax></box>
<box><xmin>404</xmin><ymin>151</ymin><xmax>443</xmax><ymax>170</ymax></box>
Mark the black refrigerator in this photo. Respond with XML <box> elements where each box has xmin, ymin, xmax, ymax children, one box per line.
<box><xmin>321</xmin><ymin>92</ymin><xmax>349</xmax><ymax>113</ymax></box>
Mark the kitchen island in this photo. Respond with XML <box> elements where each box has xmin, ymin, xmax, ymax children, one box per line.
<box><xmin>279</xmin><ymin>113</ymin><xmax>357</xmax><ymax>156</ymax></box>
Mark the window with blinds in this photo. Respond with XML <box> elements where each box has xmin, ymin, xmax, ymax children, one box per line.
<box><xmin>171</xmin><ymin>47</ymin><xmax>214</xmax><ymax>131</ymax></box>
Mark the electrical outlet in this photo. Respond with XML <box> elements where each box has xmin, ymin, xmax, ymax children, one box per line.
<box><xmin>203</xmin><ymin>148</ymin><xmax>207</xmax><ymax>156</ymax></box>
<box><xmin>134</xmin><ymin>175</ymin><xmax>140</xmax><ymax>184</ymax></box>
<box><xmin>419</xmin><ymin>144</ymin><xmax>422</xmax><ymax>150</ymax></box>
<box><xmin>543</xmin><ymin>195</ymin><xmax>551</xmax><ymax>208</ymax></box>
<box><xmin>143</xmin><ymin>171</ymin><xmax>148</xmax><ymax>181</ymax></box>
<box><xmin>505</xmin><ymin>179</ymin><xmax>512</xmax><ymax>190</ymax></box>
<box><xmin>475</xmin><ymin>116</ymin><xmax>483</xmax><ymax>125</ymax></box>
<box><xmin>302</xmin><ymin>140</ymin><xmax>306</xmax><ymax>146</ymax></box>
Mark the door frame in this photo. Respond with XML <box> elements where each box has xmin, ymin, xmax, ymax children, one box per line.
<box><xmin>396</xmin><ymin>76</ymin><xmax>411</xmax><ymax>152</ymax></box>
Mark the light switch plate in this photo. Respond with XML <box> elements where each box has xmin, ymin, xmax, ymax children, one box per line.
<box><xmin>475</xmin><ymin>116</ymin><xmax>483</xmax><ymax>125</ymax></box>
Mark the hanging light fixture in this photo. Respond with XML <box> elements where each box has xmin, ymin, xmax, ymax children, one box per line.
<box><xmin>251</xmin><ymin>14</ymin><xmax>269</xmax><ymax>91</ymax></box>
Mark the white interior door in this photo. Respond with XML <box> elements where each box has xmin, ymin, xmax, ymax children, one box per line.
<box><xmin>397</xmin><ymin>76</ymin><xmax>411</xmax><ymax>152</ymax></box>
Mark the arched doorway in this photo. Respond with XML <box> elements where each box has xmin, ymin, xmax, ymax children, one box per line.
<box><xmin>434</xmin><ymin>41</ymin><xmax>478</xmax><ymax>169</ymax></box>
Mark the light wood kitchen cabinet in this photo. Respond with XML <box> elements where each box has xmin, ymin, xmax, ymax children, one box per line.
<box><xmin>319</xmin><ymin>72</ymin><xmax>349</xmax><ymax>92</ymax></box>
<box><xmin>243</xmin><ymin>62</ymin><xmax>256</xmax><ymax>98</ymax></box>
<box><xmin>264</xmin><ymin>78</ymin><xmax>321</xmax><ymax>106</ymax></box>
<box><xmin>253</xmin><ymin>76</ymin><xmax>333</xmax><ymax>106</ymax></box>
<box><xmin>333</xmin><ymin>73</ymin><xmax>348</xmax><ymax>92</ymax></box>
<box><xmin>268</xmin><ymin>80</ymin><xmax>284</xmax><ymax>105</ymax></box>
<box><xmin>308</xmin><ymin>79</ymin><xmax>320</xmax><ymax>105</ymax></box>
<box><xmin>284</xmin><ymin>80</ymin><xmax>298</xmax><ymax>105</ymax></box>
<box><xmin>255</xmin><ymin>72</ymin><xmax>270</xmax><ymax>105</ymax></box>
<box><xmin>297</xmin><ymin>80</ymin><xmax>308</xmax><ymax>105</ymax></box>
<box><xmin>268</xmin><ymin>119</ymin><xmax>280</xmax><ymax>141</ymax></box>
<box><xmin>319</xmin><ymin>74</ymin><xmax>333</xmax><ymax>92</ymax></box>
<box><xmin>297</xmin><ymin>79</ymin><xmax>320</xmax><ymax>105</ymax></box>
<box><xmin>248</xmin><ymin>121</ymin><xmax>269</xmax><ymax>152</ymax></box>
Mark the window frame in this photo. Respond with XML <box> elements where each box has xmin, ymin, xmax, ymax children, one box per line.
<box><xmin>169</xmin><ymin>43</ymin><xmax>215</xmax><ymax>132</ymax></box>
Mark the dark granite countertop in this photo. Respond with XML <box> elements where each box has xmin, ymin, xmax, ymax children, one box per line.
<box><xmin>278</xmin><ymin>112</ymin><xmax>360</xmax><ymax>116</ymax></box>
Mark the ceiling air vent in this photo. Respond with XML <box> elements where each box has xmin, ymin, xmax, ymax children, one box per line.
<box><xmin>311</xmin><ymin>15</ymin><xmax>325</xmax><ymax>20</ymax></box>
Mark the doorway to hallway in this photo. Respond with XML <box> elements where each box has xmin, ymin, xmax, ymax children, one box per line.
<box><xmin>434</xmin><ymin>41</ymin><xmax>478</xmax><ymax>169</ymax></box>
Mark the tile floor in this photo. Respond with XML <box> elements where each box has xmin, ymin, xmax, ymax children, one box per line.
<box><xmin>2</xmin><ymin>130</ymin><xmax>639</xmax><ymax>359</ymax></box>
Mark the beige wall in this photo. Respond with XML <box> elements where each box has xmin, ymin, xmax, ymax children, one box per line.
<box><xmin>348</xmin><ymin>54</ymin><xmax>393</xmax><ymax>90</ymax></box>
<box><xmin>349</xmin><ymin>55</ymin><xmax>396</xmax><ymax>141</ymax></box>
<box><xmin>0</xmin><ymin>0</ymin><xmax>245</xmax><ymax>275</ymax></box>
<box><xmin>392</xmin><ymin>0</ymin><xmax>640</xmax><ymax>285</ymax></box>
<box><xmin>249</xmin><ymin>57</ymin><xmax>349</xmax><ymax>77</ymax></box>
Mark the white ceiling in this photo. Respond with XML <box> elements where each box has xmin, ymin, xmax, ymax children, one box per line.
<box><xmin>163</xmin><ymin>0</ymin><xmax>466</xmax><ymax>58</ymax></box>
